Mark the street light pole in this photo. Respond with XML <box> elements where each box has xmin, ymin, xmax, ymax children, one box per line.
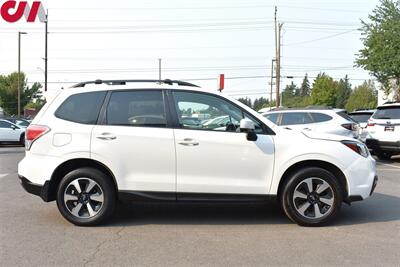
<box><xmin>18</xmin><ymin>32</ymin><xmax>27</xmax><ymax>118</ymax></box>
<box><xmin>44</xmin><ymin>10</ymin><xmax>48</xmax><ymax>92</ymax></box>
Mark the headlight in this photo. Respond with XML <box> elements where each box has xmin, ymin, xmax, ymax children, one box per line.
<box><xmin>341</xmin><ymin>140</ymin><xmax>370</xmax><ymax>158</ymax></box>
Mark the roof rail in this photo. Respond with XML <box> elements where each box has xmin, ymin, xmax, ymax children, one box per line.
<box><xmin>71</xmin><ymin>79</ymin><xmax>199</xmax><ymax>88</ymax></box>
<box><xmin>270</xmin><ymin>105</ymin><xmax>333</xmax><ymax>111</ymax></box>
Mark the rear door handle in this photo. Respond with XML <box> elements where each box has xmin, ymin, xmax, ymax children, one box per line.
<box><xmin>96</xmin><ymin>133</ymin><xmax>116</xmax><ymax>141</ymax></box>
<box><xmin>178</xmin><ymin>138</ymin><xmax>199</xmax><ymax>146</ymax></box>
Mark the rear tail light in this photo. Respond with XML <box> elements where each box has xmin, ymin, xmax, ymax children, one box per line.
<box><xmin>341</xmin><ymin>123</ymin><xmax>356</xmax><ymax>131</ymax></box>
<box><xmin>25</xmin><ymin>125</ymin><xmax>50</xmax><ymax>150</ymax></box>
<box><xmin>367</xmin><ymin>121</ymin><xmax>375</xmax><ymax>127</ymax></box>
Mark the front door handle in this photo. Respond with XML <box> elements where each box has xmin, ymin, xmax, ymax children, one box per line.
<box><xmin>178</xmin><ymin>138</ymin><xmax>199</xmax><ymax>146</ymax></box>
<box><xmin>96</xmin><ymin>133</ymin><xmax>116</xmax><ymax>141</ymax></box>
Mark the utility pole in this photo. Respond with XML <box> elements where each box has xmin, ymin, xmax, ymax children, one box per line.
<box><xmin>158</xmin><ymin>58</ymin><xmax>162</xmax><ymax>83</ymax></box>
<box><xmin>269</xmin><ymin>59</ymin><xmax>275</xmax><ymax>109</ymax></box>
<box><xmin>274</xmin><ymin>6</ymin><xmax>283</xmax><ymax>108</ymax></box>
<box><xmin>44</xmin><ymin>10</ymin><xmax>48</xmax><ymax>92</ymax></box>
<box><xmin>18</xmin><ymin>32</ymin><xmax>27</xmax><ymax>118</ymax></box>
<box><xmin>276</xmin><ymin>23</ymin><xmax>283</xmax><ymax>108</ymax></box>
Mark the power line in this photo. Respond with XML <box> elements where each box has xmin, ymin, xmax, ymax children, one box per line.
<box><xmin>284</xmin><ymin>29</ymin><xmax>357</xmax><ymax>46</ymax></box>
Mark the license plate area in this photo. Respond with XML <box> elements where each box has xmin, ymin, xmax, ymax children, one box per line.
<box><xmin>384</xmin><ymin>126</ymin><xmax>395</xmax><ymax>131</ymax></box>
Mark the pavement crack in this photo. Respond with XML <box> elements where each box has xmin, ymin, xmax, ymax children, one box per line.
<box><xmin>83</xmin><ymin>226</ymin><xmax>125</xmax><ymax>267</ymax></box>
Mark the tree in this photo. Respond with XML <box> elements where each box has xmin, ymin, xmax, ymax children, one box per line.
<box><xmin>355</xmin><ymin>0</ymin><xmax>400</xmax><ymax>100</ymax></box>
<box><xmin>311</xmin><ymin>73</ymin><xmax>339</xmax><ymax>107</ymax></box>
<box><xmin>237</xmin><ymin>97</ymin><xmax>252</xmax><ymax>108</ymax></box>
<box><xmin>282</xmin><ymin>82</ymin><xmax>297</xmax><ymax>106</ymax></box>
<box><xmin>345</xmin><ymin>81</ymin><xmax>378</xmax><ymax>112</ymax></box>
<box><xmin>253</xmin><ymin>97</ymin><xmax>268</xmax><ymax>111</ymax></box>
<box><xmin>335</xmin><ymin>75</ymin><xmax>352</xmax><ymax>108</ymax></box>
<box><xmin>0</xmin><ymin>72</ymin><xmax>44</xmax><ymax>116</ymax></box>
<box><xmin>299</xmin><ymin>74</ymin><xmax>311</xmax><ymax>97</ymax></box>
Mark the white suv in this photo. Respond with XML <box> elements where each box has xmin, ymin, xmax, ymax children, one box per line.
<box><xmin>263</xmin><ymin>108</ymin><xmax>359</xmax><ymax>139</ymax></box>
<box><xmin>18</xmin><ymin>79</ymin><xmax>377</xmax><ymax>226</ymax></box>
<box><xmin>366</xmin><ymin>102</ymin><xmax>400</xmax><ymax>160</ymax></box>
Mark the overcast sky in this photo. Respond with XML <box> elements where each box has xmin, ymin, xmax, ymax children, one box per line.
<box><xmin>0</xmin><ymin>0</ymin><xmax>380</xmax><ymax>100</ymax></box>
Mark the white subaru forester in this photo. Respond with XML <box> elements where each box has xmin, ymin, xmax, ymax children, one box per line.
<box><xmin>18</xmin><ymin>79</ymin><xmax>378</xmax><ymax>226</ymax></box>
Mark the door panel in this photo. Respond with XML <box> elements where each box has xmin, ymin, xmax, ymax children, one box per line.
<box><xmin>174</xmin><ymin>129</ymin><xmax>274</xmax><ymax>194</ymax></box>
<box><xmin>0</xmin><ymin>121</ymin><xmax>21</xmax><ymax>141</ymax></box>
<box><xmin>91</xmin><ymin>126</ymin><xmax>176</xmax><ymax>192</ymax></box>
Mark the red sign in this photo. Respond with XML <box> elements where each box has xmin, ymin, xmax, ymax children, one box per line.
<box><xmin>218</xmin><ymin>74</ymin><xmax>225</xmax><ymax>92</ymax></box>
<box><xmin>1</xmin><ymin>1</ymin><xmax>46</xmax><ymax>23</ymax></box>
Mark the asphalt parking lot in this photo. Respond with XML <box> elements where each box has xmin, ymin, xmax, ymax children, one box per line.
<box><xmin>0</xmin><ymin>145</ymin><xmax>399</xmax><ymax>267</ymax></box>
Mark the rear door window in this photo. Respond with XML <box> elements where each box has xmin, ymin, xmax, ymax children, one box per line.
<box><xmin>106</xmin><ymin>90</ymin><xmax>167</xmax><ymax>127</ymax></box>
<box><xmin>55</xmin><ymin>91</ymin><xmax>106</xmax><ymax>124</ymax></box>
<box><xmin>281</xmin><ymin>112</ymin><xmax>313</xmax><ymax>126</ymax></box>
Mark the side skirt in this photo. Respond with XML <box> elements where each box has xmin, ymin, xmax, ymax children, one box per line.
<box><xmin>118</xmin><ymin>191</ymin><xmax>275</xmax><ymax>203</ymax></box>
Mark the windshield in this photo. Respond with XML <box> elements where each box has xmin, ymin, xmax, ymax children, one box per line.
<box><xmin>372</xmin><ymin>107</ymin><xmax>400</xmax><ymax>120</ymax></box>
<box><xmin>349</xmin><ymin>114</ymin><xmax>373</xmax><ymax>123</ymax></box>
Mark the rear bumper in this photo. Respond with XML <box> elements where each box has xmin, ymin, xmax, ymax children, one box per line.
<box><xmin>366</xmin><ymin>139</ymin><xmax>400</xmax><ymax>153</ymax></box>
<box><xmin>19</xmin><ymin>175</ymin><xmax>51</xmax><ymax>202</ymax></box>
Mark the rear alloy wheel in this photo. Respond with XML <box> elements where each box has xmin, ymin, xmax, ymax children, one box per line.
<box><xmin>56</xmin><ymin>168</ymin><xmax>116</xmax><ymax>226</ymax></box>
<box><xmin>281</xmin><ymin>167</ymin><xmax>343</xmax><ymax>226</ymax></box>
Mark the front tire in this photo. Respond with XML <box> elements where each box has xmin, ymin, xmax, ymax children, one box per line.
<box><xmin>281</xmin><ymin>167</ymin><xmax>343</xmax><ymax>227</ymax></box>
<box><xmin>56</xmin><ymin>167</ymin><xmax>116</xmax><ymax>226</ymax></box>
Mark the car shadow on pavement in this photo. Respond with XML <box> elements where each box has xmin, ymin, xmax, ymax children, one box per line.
<box><xmin>106</xmin><ymin>192</ymin><xmax>400</xmax><ymax>227</ymax></box>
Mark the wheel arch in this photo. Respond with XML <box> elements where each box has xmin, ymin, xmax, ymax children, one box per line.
<box><xmin>46</xmin><ymin>158</ymin><xmax>118</xmax><ymax>202</ymax></box>
<box><xmin>277</xmin><ymin>160</ymin><xmax>349</xmax><ymax>202</ymax></box>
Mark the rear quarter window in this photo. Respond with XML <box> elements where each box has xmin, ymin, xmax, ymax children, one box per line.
<box><xmin>310</xmin><ymin>112</ymin><xmax>333</xmax><ymax>123</ymax></box>
<box><xmin>55</xmin><ymin>91</ymin><xmax>106</xmax><ymax>124</ymax></box>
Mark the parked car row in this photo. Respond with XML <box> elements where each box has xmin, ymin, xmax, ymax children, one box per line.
<box><xmin>262</xmin><ymin>108</ymin><xmax>358</xmax><ymax>139</ymax></box>
<box><xmin>0</xmin><ymin>117</ymin><xmax>31</xmax><ymax>145</ymax></box>
<box><xmin>262</xmin><ymin>102</ymin><xmax>400</xmax><ymax>160</ymax></box>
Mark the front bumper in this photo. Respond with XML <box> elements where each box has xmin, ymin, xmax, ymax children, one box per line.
<box><xmin>366</xmin><ymin>139</ymin><xmax>400</xmax><ymax>153</ymax></box>
<box><xmin>19</xmin><ymin>175</ymin><xmax>51</xmax><ymax>202</ymax></box>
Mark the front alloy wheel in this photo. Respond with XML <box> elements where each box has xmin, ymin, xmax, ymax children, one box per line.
<box><xmin>292</xmin><ymin>178</ymin><xmax>334</xmax><ymax>219</ymax></box>
<box><xmin>281</xmin><ymin>167</ymin><xmax>343</xmax><ymax>226</ymax></box>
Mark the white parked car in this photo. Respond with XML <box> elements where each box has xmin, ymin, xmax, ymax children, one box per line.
<box><xmin>18</xmin><ymin>79</ymin><xmax>377</xmax><ymax>226</ymax></box>
<box><xmin>366</xmin><ymin>102</ymin><xmax>400</xmax><ymax>160</ymax></box>
<box><xmin>263</xmin><ymin>108</ymin><xmax>359</xmax><ymax>138</ymax></box>
<box><xmin>348</xmin><ymin>110</ymin><xmax>375</xmax><ymax>142</ymax></box>
<box><xmin>0</xmin><ymin>119</ymin><xmax>26</xmax><ymax>145</ymax></box>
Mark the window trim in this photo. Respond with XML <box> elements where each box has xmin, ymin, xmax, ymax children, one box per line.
<box><xmin>99</xmin><ymin>89</ymin><xmax>171</xmax><ymax>128</ymax></box>
<box><xmin>167</xmin><ymin>89</ymin><xmax>275</xmax><ymax>135</ymax></box>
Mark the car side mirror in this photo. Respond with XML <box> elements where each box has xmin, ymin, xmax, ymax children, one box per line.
<box><xmin>11</xmin><ymin>125</ymin><xmax>17</xmax><ymax>130</ymax></box>
<box><xmin>240</xmin><ymin>119</ymin><xmax>257</xmax><ymax>141</ymax></box>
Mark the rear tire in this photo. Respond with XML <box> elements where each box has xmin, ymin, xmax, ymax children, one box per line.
<box><xmin>376</xmin><ymin>151</ymin><xmax>392</xmax><ymax>160</ymax></box>
<box><xmin>56</xmin><ymin>167</ymin><xmax>116</xmax><ymax>226</ymax></box>
<box><xmin>280</xmin><ymin>167</ymin><xmax>343</xmax><ymax>227</ymax></box>
<box><xmin>19</xmin><ymin>133</ymin><xmax>25</xmax><ymax>146</ymax></box>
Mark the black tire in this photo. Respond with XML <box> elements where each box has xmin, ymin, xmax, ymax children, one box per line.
<box><xmin>19</xmin><ymin>133</ymin><xmax>25</xmax><ymax>146</ymax></box>
<box><xmin>56</xmin><ymin>167</ymin><xmax>116</xmax><ymax>226</ymax></box>
<box><xmin>280</xmin><ymin>167</ymin><xmax>343</xmax><ymax>227</ymax></box>
<box><xmin>376</xmin><ymin>151</ymin><xmax>392</xmax><ymax>160</ymax></box>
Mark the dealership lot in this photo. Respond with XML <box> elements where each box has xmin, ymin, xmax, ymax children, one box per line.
<box><xmin>0</xmin><ymin>146</ymin><xmax>399</xmax><ymax>266</ymax></box>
